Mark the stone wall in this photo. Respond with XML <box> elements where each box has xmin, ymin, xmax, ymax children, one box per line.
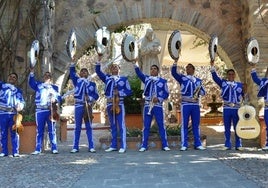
<box><xmin>2</xmin><ymin>0</ymin><xmax>268</xmax><ymax>108</ymax></box>
<box><xmin>52</xmin><ymin>0</ymin><xmax>268</xmax><ymax>92</ymax></box>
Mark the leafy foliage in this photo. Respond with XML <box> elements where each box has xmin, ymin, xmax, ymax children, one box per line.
<box><xmin>126</xmin><ymin>124</ymin><xmax>182</xmax><ymax>137</ymax></box>
<box><xmin>124</xmin><ymin>76</ymin><xmax>143</xmax><ymax>114</ymax></box>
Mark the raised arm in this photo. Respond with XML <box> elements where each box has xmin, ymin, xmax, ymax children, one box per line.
<box><xmin>210</xmin><ymin>60</ymin><xmax>223</xmax><ymax>87</ymax></box>
<box><xmin>171</xmin><ymin>60</ymin><xmax>183</xmax><ymax>83</ymax></box>
<box><xmin>28</xmin><ymin>68</ymin><xmax>38</xmax><ymax>91</ymax></box>
<box><xmin>69</xmin><ymin>63</ymin><xmax>79</xmax><ymax>85</ymax></box>
<box><xmin>133</xmin><ymin>60</ymin><xmax>146</xmax><ymax>83</ymax></box>
<box><xmin>95</xmin><ymin>55</ymin><xmax>106</xmax><ymax>83</ymax></box>
<box><xmin>251</xmin><ymin>67</ymin><xmax>262</xmax><ymax>85</ymax></box>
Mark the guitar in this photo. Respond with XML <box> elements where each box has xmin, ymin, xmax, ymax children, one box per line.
<box><xmin>236</xmin><ymin>104</ymin><xmax>260</xmax><ymax>139</ymax></box>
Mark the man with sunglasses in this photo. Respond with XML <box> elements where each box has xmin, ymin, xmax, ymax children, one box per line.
<box><xmin>0</xmin><ymin>73</ymin><xmax>25</xmax><ymax>157</ymax></box>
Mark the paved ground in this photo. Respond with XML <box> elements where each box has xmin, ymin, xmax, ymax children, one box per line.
<box><xmin>0</xmin><ymin>125</ymin><xmax>267</xmax><ymax>188</ymax></box>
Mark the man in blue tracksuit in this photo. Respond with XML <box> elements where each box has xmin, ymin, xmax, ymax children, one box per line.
<box><xmin>251</xmin><ymin>66</ymin><xmax>268</xmax><ymax>151</ymax></box>
<box><xmin>133</xmin><ymin>61</ymin><xmax>170</xmax><ymax>152</ymax></box>
<box><xmin>171</xmin><ymin>60</ymin><xmax>206</xmax><ymax>151</ymax></box>
<box><xmin>29</xmin><ymin>69</ymin><xmax>61</xmax><ymax>155</ymax></box>
<box><xmin>0</xmin><ymin>73</ymin><xmax>25</xmax><ymax>157</ymax></box>
<box><xmin>69</xmin><ymin>63</ymin><xmax>99</xmax><ymax>153</ymax></box>
<box><xmin>96</xmin><ymin>55</ymin><xmax>132</xmax><ymax>153</ymax></box>
<box><xmin>210</xmin><ymin>60</ymin><xmax>244</xmax><ymax>150</ymax></box>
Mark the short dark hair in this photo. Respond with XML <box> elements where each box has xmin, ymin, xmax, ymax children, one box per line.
<box><xmin>226</xmin><ymin>69</ymin><xmax>235</xmax><ymax>74</ymax></box>
<box><xmin>110</xmin><ymin>63</ymin><xmax>120</xmax><ymax>69</ymax></box>
<box><xmin>80</xmin><ymin>68</ymin><xmax>89</xmax><ymax>73</ymax></box>
<box><xmin>44</xmin><ymin>72</ymin><xmax>52</xmax><ymax>78</ymax></box>
<box><xmin>187</xmin><ymin>63</ymin><xmax>195</xmax><ymax>70</ymax></box>
<box><xmin>8</xmin><ymin>72</ymin><xmax>18</xmax><ymax>80</ymax></box>
<box><xmin>151</xmin><ymin>64</ymin><xmax>159</xmax><ymax>71</ymax></box>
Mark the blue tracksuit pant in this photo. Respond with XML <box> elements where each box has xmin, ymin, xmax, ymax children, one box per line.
<box><xmin>0</xmin><ymin>113</ymin><xmax>19</xmax><ymax>155</ymax></box>
<box><xmin>35</xmin><ymin>109</ymin><xmax>57</xmax><ymax>152</ymax></box>
<box><xmin>265</xmin><ymin>108</ymin><xmax>268</xmax><ymax>147</ymax></box>
<box><xmin>223</xmin><ymin>108</ymin><xmax>242</xmax><ymax>148</ymax></box>
<box><xmin>141</xmin><ymin>104</ymin><xmax>168</xmax><ymax>149</ymax></box>
<box><xmin>107</xmin><ymin>103</ymin><xmax>127</xmax><ymax>150</ymax></box>
<box><xmin>181</xmin><ymin>103</ymin><xmax>202</xmax><ymax>148</ymax></box>
<box><xmin>72</xmin><ymin>104</ymin><xmax>94</xmax><ymax>150</ymax></box>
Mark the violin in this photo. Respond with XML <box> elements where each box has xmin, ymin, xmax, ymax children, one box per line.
<box><xmin>111</xmin><ymin>89</ymin><xmax>120</xmax><ymax>114</ymax></box>
<box><xmin>12</xmin><ymin>113</ymin><xmax>24</xmax><ymax>133</ymax></box>
<box><xmin>83</xmin><ymin>102</ymin><xmax>94</xmax><ymax>123</ymax></box>
<box><xmin>50</xmin><ymin>102</ymin><xmax>60</xmax><ymax>122</ymax></box>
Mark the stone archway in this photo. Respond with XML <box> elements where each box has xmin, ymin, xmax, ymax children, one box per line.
<box><xmin>54</xmin><ymin>0</ymin><xmax>265</xmax><ymax>101</ymax></box>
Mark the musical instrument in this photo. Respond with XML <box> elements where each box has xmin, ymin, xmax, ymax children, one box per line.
<box><xmin>50</xmin><ymin>102</ymin><xmax>60</xmax><ymax>122</ymax></box>
<box><xmin>95</xmin><ymin>26</ymin><xmax>110</xmax><ymax>55</ymax></box>
<box><xmin>168</xmin><ymin>30</ymin><xmax>182</xmax><ymax>60</ymax></box>
<box><xmin>193</xmin><ymin>84</ymin><xmax>202</xmax><ymax>100</ymax></box>
<box><xmin>12</xmin><ymin>113</ymin><xmax>24</xmax><ymax>134</ymax></box>
<box><xmin>236</xmin><ymin>104</ymin><xmax>260</xmax><ymax>139</ymax></box>
<box><xmin>208</xmin><ymin>34</ymin><xmax>218</xmax><ymax>61</ymax></box>
<box><xmin>245</xmin><ymin>37</ymin><xmax>259</xmax><ymax>64</ymax></box>
<box><xmin>111</xmin><ymin>89</ymin><xmax>120</xmax><ymax>115</ymax></box>
<box><xmin>121</xmin><ymin>34</ymin><xmax>138</xmax><ymax>62</ymax></box>
<box><xmin>83</xmin><ymin>101</ymin><xmax>94</xmax><ymax>123</ymax></box>
<box><xmin>147</xmin><ymin>96</ymin><xmax>155</xmax><ymax>115</ymax></box>
<box><xmin>66</xmin><ymin>28</ymin><xmax>77</xmax><ymax>60</ymax></box>
<box><xmin>30</xmin><ymin>40</ymin><xmax>40</xmax><ymax>68</ymax></box>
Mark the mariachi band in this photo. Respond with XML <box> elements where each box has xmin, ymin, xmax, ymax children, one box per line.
<box><xmin>0</xmin><ymin>27</ymin><xmax>267</xmax><ymax>157</ymax></box>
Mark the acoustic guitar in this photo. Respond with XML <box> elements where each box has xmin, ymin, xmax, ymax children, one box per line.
<box><xmin>236</xmin><ymin>104</ymin><xmax>260</xmax><ymax>139</ymax></box>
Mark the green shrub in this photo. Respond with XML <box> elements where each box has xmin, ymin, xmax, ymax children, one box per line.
<box><xmin>124</xmin><ymin>76</ymin><xmax>143</xmax><ymax>114</ymax></box>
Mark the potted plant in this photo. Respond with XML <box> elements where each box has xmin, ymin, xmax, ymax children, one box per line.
<box><xmin>99</xmin><ymin>124</ymin><xmax>192</xmax><ymax>150</ymax></box>
<box><xmin>124</xmin><ymin>76</ymin><xmax>143</xmax><ymax>129</ymax></box>
<box><xmin>19</xmin><ymin>97</ymin><xmax>37</xmax><ymax>154</ymax></box>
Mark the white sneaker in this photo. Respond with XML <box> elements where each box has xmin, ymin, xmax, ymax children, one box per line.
<box><xmin>180</xmin><ymin>146</ymin><xmax>187</xmax><ymax>151</ymax></box>
<box><xmin>70</xmin><ymin>149</ymin><xmax>79</xmax><ymax>153</ymax></box>
<box><xmin>223</xmin><ymin>147</ymin><xmax>231</xmax><ymax>150</ymax></box>
<box><xmin>262</xmin><ymin>146</ymin><xmax>268</xmax><ymax>151</ymax></box>
<box><xmin>118</xmin><ymin>148</ymin><xmax>126</xmax><ymax>153</ymax></box>
<box><xmin>89</xmin><ymin>148</ymin><xmax>96</xmax><ymax>153</ymax></box>
<box><xmin>139</xmin><ymin>147</ymin><xmax>146</xmax><ymax>152</ymax></box>
<box><xmin>163</xmin><ymin>147</ymin><xmax>171</xmax><ymax>151</ymax></box>
<box><xmin>13</xmin><ymin>153</ymin><xmax>20</xmax><ymax>157</ymax></box>
<box><xmin>105</xmin><ymin>148</ymin><xmax>117</xmax><ymax>152</ymax></box>
<box><xmin>52</xmin><ymin>150</ymin><xmax>59</xmax><ymax>154</ymax></box>
<box><xmin>0</xmin><ymin>153</ymin><xmax>7</xmax><ymax>157</ymax></box>
<box><xmin>196</xmin><ymin>146</ymin><xmax>206</xmax><ymax>150</ymax></box>
<box><xmin>236</xmin><ymin>147</ymin><xmax>244</xmax><ymax>151</ymax></box>
<box><xmin>31</xmin><ymin>151</ymin><xmax>40</xmax><ymax>155</ymax></box>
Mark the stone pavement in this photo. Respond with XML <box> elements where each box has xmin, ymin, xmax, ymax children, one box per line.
<box><xmin>0</xmin><ymin>125</ymin><xmax>267</xmax><ymax>188</ymax></box>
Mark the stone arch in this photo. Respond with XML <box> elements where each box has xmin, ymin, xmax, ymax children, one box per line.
<box><xmin>54</xmin><ymin>0</ymin><xmax>247</xmax><ymax>93</ymax></box>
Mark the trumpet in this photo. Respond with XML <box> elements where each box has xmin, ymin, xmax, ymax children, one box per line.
<box><xmin>147</xmin><ymin>95</ymin><xmax>156</xmax><ymax>115</ymax></box>
<box><xmin>193</xmin><ymin>85</ymin><xmax>202</xmax><ymax>100</ymax></box>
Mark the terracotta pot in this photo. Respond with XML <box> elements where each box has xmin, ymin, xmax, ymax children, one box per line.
<box><xmin>125</xmin><ymin>114</ymin><xmax>143</xmax><ymax>129</ymax></box>
<box><xmin>19</xmin><ymin>122</ymin><xmax>37</xmax><ymax>154</ymax></box>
